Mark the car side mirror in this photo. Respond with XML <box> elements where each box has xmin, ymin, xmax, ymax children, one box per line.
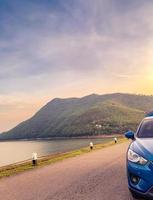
<box><xmin>124</xmin><ymin>131</ymin><xmax>135</xmax><ymax>140</ymax></box>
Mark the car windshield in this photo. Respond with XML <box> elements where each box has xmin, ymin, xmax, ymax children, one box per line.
<box><xmin>137</xmin><ymin>119</ymin><xmax>153</xmax><ymax>138</ymax></box>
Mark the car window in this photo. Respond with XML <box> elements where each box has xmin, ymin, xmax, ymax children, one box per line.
<box><xmin>137</xmin><ymin>119</ymin><xmax>153</xmax><ymax>138</ymax></box>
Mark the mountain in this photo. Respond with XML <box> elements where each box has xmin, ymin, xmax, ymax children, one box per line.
<box><xmin>0</xmin><ymin>93</ymin><xmax>153</xmax><ymax>140</ymax></box>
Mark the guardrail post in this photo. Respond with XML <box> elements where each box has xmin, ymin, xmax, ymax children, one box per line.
<box><xmin>32</xmin><ymin>152</ymin><xmax>38</xmax><ymax>166</ymax></box>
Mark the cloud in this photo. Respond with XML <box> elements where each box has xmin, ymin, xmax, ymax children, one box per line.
<box><xmin>0</xmin><ymin>0</ymin><xmax>153</xmax><ymax>130</ymax></box>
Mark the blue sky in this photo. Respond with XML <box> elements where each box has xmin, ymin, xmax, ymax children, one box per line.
<box><xmin>0</xmin><ymin>0</ymin><xmax>153</xmax><ymax>131</ymax></box>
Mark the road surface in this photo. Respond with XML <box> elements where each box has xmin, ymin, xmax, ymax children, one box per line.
<box><xmin>0</xmin><ymin>142</ymin><xmax>136</xmax><ymax>200</ymax></box>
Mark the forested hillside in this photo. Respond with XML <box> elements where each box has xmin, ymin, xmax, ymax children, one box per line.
<box><xmin>0</xmin><ymin>93</ymin><xmax>152</xmax><ymax>140</ymax></box>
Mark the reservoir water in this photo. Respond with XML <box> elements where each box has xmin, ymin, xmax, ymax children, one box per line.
<box><xmin>0</xmin><ymin>137</ymin><xmax>113</xmax><ymax>167</ymax></box>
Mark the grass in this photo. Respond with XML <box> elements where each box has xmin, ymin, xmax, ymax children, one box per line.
<box><xmin>0</xmin><ymin>137</ymin><xmax>127</xmax><ymax>178</ymax></box>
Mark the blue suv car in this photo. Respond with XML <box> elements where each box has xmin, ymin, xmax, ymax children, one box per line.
<box><xmin>125</xmin><ymin>116</ymin><xmax>153</xmax><ymax>199</ymax></box>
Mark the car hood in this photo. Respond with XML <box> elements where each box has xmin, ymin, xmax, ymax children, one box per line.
<box><xmin>131</xmin><ymin>138</ymin><xmax>153</xmax><ymax>161</ymax></box>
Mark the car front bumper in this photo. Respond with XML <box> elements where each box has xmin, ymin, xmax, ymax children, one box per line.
<box><xmin>130</xmin><ymin>187</ymin><xmax>153</xmax><ymax>199</ymax></box>
<box><xmin>127</xmin><ymin>160</ymin><xmax>153</xmax><ymax>199</ymax></box>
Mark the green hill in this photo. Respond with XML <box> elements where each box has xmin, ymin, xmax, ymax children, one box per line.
<box><xmin>0</xmin><ymin>93</ymin><xmax>153</xmax><ymax>140</ymax></box>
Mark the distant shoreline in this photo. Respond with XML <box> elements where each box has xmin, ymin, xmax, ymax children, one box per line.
<box><xmin>0</xmin><ymin>134</ymin><xmax>123</xmax><ymax>142</ymax></box>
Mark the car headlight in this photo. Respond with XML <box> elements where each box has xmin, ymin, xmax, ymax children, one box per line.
<box><xmin>128</xmin><ymin>149</ymin><xmax>148</xmax><ymax>165</ymax></box>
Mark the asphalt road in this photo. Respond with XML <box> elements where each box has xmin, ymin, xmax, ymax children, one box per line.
<box><xmin>0</xmin><ymin>142</ymin><xmax>137</xmax><ymax>200</ymax></box>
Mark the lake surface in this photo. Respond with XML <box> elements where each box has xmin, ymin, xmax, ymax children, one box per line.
<box><xmin>0</xmin><ymin>138</ymin><xmax>113</xmax><ymax>167</ymax></box>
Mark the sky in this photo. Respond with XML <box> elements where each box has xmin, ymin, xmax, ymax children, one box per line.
<box><xmin>0</xmin><ymin>0</ymin><xmax>153</xmax><ymax>132</ymax></box>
